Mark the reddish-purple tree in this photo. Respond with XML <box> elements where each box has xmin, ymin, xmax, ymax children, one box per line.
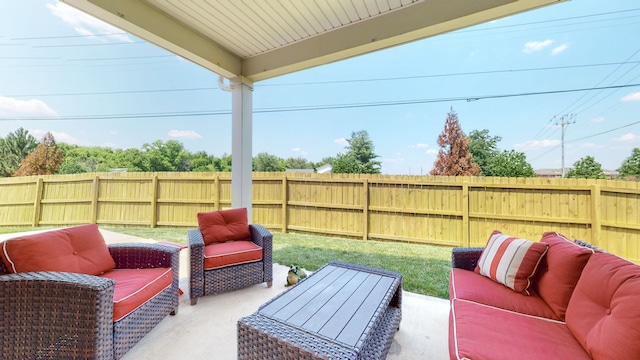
<box><xmin>430</xmin><ymin>108</ymin><xmax>480</xmax><ymax>176</ymax></box>
<box><xmin>14</xmin><ymin>132</ymin><xmax>64</xmax><ymax>176</ymax></box>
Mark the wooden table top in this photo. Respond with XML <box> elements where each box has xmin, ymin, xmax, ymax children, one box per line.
<box><xmin>258</xmin><ymin>262</ymin><xmax>401</xmax><ymax>348</ymax></box>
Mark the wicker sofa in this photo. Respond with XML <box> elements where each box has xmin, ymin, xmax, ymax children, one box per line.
<box><xmin>0</xmin><ymin>224</ymin><xmax>180</xmax><ymax>360</ymax></box>
<box><xmin>449</xmin><ymin>231</ymin><xmax>640</xmax><ymax>360</ymax></box>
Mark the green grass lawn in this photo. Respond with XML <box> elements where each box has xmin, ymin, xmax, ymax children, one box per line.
<box><xmin>1</xmin><ymin>226</ymin><xmax>453</xmax><ymax>299</ymax></box>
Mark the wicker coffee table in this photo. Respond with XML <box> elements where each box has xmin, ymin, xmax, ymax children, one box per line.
<box><xmin>237</xmin><ymin>261</ymin><xmax>402</xmax><ymax>360</ymax></box>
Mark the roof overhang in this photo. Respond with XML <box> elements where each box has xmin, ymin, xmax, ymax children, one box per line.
<box><xmin>61</xmin><ymin>0</ymin><xmax>564</xmax><ymax>82</ymax></box>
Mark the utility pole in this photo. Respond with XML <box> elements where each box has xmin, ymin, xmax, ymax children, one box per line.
<box><xmin>555</xmin><ymin>114</ymin><xmax>576</xmax><ymax>178</ymax></box>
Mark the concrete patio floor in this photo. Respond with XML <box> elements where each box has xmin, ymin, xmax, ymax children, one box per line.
<box><xmin>2</xmin><ymin>228</ymin><xmax>451</xmax><ymax>359</ymax></box>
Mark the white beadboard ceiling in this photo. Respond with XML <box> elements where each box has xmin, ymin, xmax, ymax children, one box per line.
<box><xmin>62</xmin><ymin>0</ymin><xmax>564</xmax><ymax>82</ymax></box>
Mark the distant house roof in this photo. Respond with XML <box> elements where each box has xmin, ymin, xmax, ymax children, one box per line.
<box><xmin>317</xmin><ymin>164</ymin><xmax>332</xmax><ymax>174</ymax></box>
<box><xmin>535</xmin><ymin>168</ymin><xmax>619</xmax><ymax>178</ymax></box>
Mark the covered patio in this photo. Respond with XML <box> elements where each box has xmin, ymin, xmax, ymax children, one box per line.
<box><xmin>61</xmin><ymin>0</ymin><xmax>565</xmax><ymax>221</ymax></box>
<box><xmin>0</xmin><ymin>228</ymin><xmax>450</xmax><ymax>359</ymax></box>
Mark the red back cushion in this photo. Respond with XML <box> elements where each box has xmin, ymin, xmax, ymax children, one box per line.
<box><xmin>0</xmin><ymin>224</ymin><xmax>115</xmax><ymax>275</ymax></box>
<box><xmin>533</xmin><ymin>232</ymin><xmax>594</xmax><ymax>320</ymax></box>
<box><xmin>565</xmin><ymin>252</ymin><xmax>640</xmax><ymax>360</ymax></box>
<box><xmin>475</xmin><ymin>230</ymin><xmax>548</xmax><ymax>295</ymax></box>
<box><xmin>197</xmin><ymin>208</ymin><xmax>251</xmax><ymax>245</ymax></box>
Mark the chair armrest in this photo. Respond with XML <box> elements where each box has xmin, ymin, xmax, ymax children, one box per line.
<box><xmin>249</xmin><ymin>224</ymin><xmax>272</xmax><ymax>248</ymax></box>
<box><xmin>451</xmin><ymin>247</ymin><xmax>485</xmax><ymax>271</ymax></box>
<box><xmin>250</xmin><ymin>224</ymin><xmax>273</xmax><ymax>284</ymax></box>
<box><xmin>188</xmin><ymin>229</ymin><xmax>205</xmax><ymax>301</ymax></box>
<box><xmin>0</xmin><ymin>271</ymin><xmax>115</xmax><ymax>359</ymax></box>
<box><xmin>108</xmin><ymin>242</ymin><xmax>180</xmax><ymax>269</ymax></box>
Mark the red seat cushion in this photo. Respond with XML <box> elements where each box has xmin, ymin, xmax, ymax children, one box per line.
<box><xmin>197</xmin><ymin>208</ymin><xmax>251</xmax><ymax>245</ymax></box>
<box><xmin>203</xmin><ymin>240</ymin><xmax>262</xmax><ymax>270</ymax></box>
<box><xmin>0</xmin><ymin>224</ymin><xmax>115</xmax><ymax>275</ymax></box>
<box><xmin>100</xmin><ymin>268</ymin><xmax>173</xmax><ymax>322</ymax></box>
<box><xmin>450</xmin><ymin>268</ymin><xmax>559</xmax><ymax>320</ymax></box>
<box><xmin>449</xmin><ymin>298</ymin><xmax>591</xmax><ymax>360</ymax></box>
<box><xmin>565</xmin><ymin>252</ymin><xmax>640</xmax><ymax>360</ymax></box>
<box><xmin>532</xmin><ymin>232</ymin><xmax>594</xmax><ymax>320</ymax></box>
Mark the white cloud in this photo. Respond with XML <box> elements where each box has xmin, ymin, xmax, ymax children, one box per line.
<box><xmin>409</xmin><ymin>143</ymin><xmax>429</xmax><ymax>149</ymax></box>
<box><xmin>514</xmin><ymin>139</ymin><xmax>560</xmax><ymax>150</ymax></box>
<box><xmin>384</xmin><ymin>156</ymin><xmax>404</xmax><ymax>163</ymax></box>
<box><xmin>168</xmin><ymin>130</ymin><xmax>202</xmax><ymax>139</ymax></box>
<box><xmin>101</xmin><ymin>142</ymin><xmax>119</xmax><ymax>148</ymax></box>
<box><xmin>334</xmin><ymin>138</ymin><xmax>348</xmax><ymax>146</ymax></box>
<box><xmin>551</xmin><ymin>44</ymin><xmax>568</xmax><ymax>55</ymax></box>
<box><xmin>581</xmin><ymin>142</ymin><xmax>605</xmax><ymax>149</ymax></box>
<box><xmin>426</xmin><ymin>149</ymin><xmax>438</xmax><ymax>155</ymax></box>
<box><xmin>47</xmin><ymin>1</ymin><xmax>132</xmax><ymax>42</ymax></box>
<box><xmin>621</xmin><ymin>92</ymin><xmax>640</xmax><ymax>102</ymax></box>
<box><xmin>0</xmin><ymin>96</ymin><xmax>58</xmax><ymax>117</ymax></box>
<box><xmin>613</xmin><ymin>133</ymin><xmax>640</xmax><ymax>142</ymax></box>
<box><xmin>590</xmin><ymin>117</ymin><xmax>605</xmax><ymax>123</ymax></box>
<box><xmin>30</xmin><ymin>129</ymin><xmax>79</xmax><ymax>144</ymax></box>
<box><xmin>291</xmin><ymin>147</ymin><xmax>308</xmax><ymax>155</ymax></box>
<box><xmin>522</xmin><ymin>40</ymin><xmax>554</xmax><ymax>53</ymax></box>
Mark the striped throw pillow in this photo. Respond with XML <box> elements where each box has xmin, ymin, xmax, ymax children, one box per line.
<box><xmin>475</xmin><ymin>230</ymin><xmax>549</xmax><ymax>295</ymax></box>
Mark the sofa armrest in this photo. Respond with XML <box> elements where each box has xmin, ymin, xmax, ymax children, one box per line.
<box><xmin>0</xmin><ymin>271</ymin><xmax>115</xmax><ymax>359</ymax></box>
<box><xmin>250</xmin><ymin>224</ymin><xmax>273</xmax><ymax>284</ymax></box>
<box><xmin>452</xmin><ymin>247</ymin><xmax>485</xmax><ymax>271</ymax></box>
<box><xmin>108</xmin><ymin>242</ymin><xmax>180</xmax><ymax>269</ymax></box>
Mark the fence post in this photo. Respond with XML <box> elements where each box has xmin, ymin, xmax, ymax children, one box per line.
<box><xmin>362</xmin><ymin>178</ymin><xmax>369</xmax><ymax>240</ymax></box>
<box><xmin>462</xmin><ymin>182</ymin><xmax>470</xmax><ymax>247</ymax></box>
<box><xmin>150</xmin><ymin>175</ymin><xmax>158</xmax><ymax>228</ymax></box>
<box><xmin>590</xmin><ymin>184</ymin><xmax>602</xmax><ymax>247</ymax></box>
<box><xmin>281</xmin><ymin>175</ymin><xmax>288</xmax><ymax>233</ymax></box>
<box><xmin>32</xmin><ymin>177</ymin><xmax>44</xmax><ymax>227</ymax></box>
<box><xmin>214</xmin><ymin>175</ymin><xmax>220</xmax><ymax>210</ymax></box>
<box><xmin>91</xmin><ymin>175</ymin><xmax>99</xmax><ymax>224</ymax></box>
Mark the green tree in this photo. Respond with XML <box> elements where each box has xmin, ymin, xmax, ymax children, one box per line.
<box><xmin>469</xmin><ymin>129</ymin><xmax>501</xmax><ymax>175</ymax></box>
<box><xmin>487</xmin><ymin>150</ymin><xmax>536</xmax><ymax>177</ymax></box>
<box><xmin>253</xmin><ymin>152</ymin><xmax>286</xmax><ymax>172</ymax></box>
<box><xmin>190</xmin><ymin>151</ymin><xmax>218</xmax><ymax>172</ymax></box>
<box><xmin>111</xmin><ymin>148</ymin><xmax>150</xmax><ymax>172</ymax></box>
<box><xmin>14</xmin><ymin>132</ymin><xmax>64</xmax><ymax>176</ymax></box>
<box><xmin>618</xmin><ymin>148</ymin><xmax>640</xmax><ymax>178</ymax></box>
<box><xmin>0</xmin><ymin>127</ymin><xmax>38</xmax><ymax>177</ymax></box>
<box><xmin>216</xmin><ymin>153</ymin><xmax>232</xmax><ymax>172</ymax></box>
<box><xmin>285</xmin><ymin>157</ymin><xmax>313</xmax><ymax>170</ymax></box>
<box><xmin>59</xmin><ymin>144</ymin><xmax>115</xmax><ymax>173</ymax></box>
<box><xmin>566</xmin><ymin>156</ymin><xmax>605</xmax><ymax>179</ymax></box>
<box><xmin>431</xmin><ymin>108</ymin><xmax>480</xmax><ymax>176</ymax></box>
<box><xmin>344</xmin><ymin>130</ymin><xmax>381</xmax><ymax>174</ymax></box>
<box><xmin>142</xmin><ymin>140</ymin><xmax>191</xmax><ymax>172</ymax></box>
<box><xmin>332</xmin><ymin>153</ymin><xmax>365</xmax><ymax>173</ymax></box>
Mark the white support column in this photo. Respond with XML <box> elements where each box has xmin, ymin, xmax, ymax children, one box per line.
<box><xmin>230</xmin><ymin>76</ymin><xmax>254</xmax><ymax>222</ymax></box>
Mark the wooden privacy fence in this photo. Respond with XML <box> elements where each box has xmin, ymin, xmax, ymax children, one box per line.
<box><xmin>0</xmin><ymin>172</ymin><xmax>638</xmax><ymax>262</ymax></box>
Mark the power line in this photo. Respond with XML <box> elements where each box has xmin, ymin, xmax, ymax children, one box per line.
<box><xmin>260</xmin><ymin>62</ymin><xmax>640</xmax><ymax>87</ymax></box>
<box><xmin>566</xmin><ymin>119</ymin><xmax>640</xmax><ymax>144</ymax></box>
<box><xmin>4</xmin><ymin>62</ymin><xmax>640</xmax><ymax>97</ymax></box>
<box><xmin>2</xmin><ymin>83</ymin><xmax>638</xmax><ymax>121</ymax></box>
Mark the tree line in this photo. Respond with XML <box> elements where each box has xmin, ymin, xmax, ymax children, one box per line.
<box><xmin>1</xmin><ymin>108</ymin><xmax>640</xmax><ymax>179</ymax></box>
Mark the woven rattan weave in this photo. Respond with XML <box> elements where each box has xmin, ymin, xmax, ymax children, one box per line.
<box><xmin>238</xmin><ymin>261</ymin><xmax>402</xmax><ymax>360</ymax></box>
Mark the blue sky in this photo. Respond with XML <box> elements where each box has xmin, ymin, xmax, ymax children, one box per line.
<box><xmin>1</xmin><ymin>0</ymin><xmax>639</xmax><ymax>174</ymax></box>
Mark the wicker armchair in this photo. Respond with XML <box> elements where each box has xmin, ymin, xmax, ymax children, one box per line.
<box><xmin>188</xmin><ymin>222</ymin><xmax>273</xmax><ymax>305</ymax></box>
<box><xmin>0</xmin><ymin>242</ymin><xmax>180</xmax><ymax>360</ymax></box>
